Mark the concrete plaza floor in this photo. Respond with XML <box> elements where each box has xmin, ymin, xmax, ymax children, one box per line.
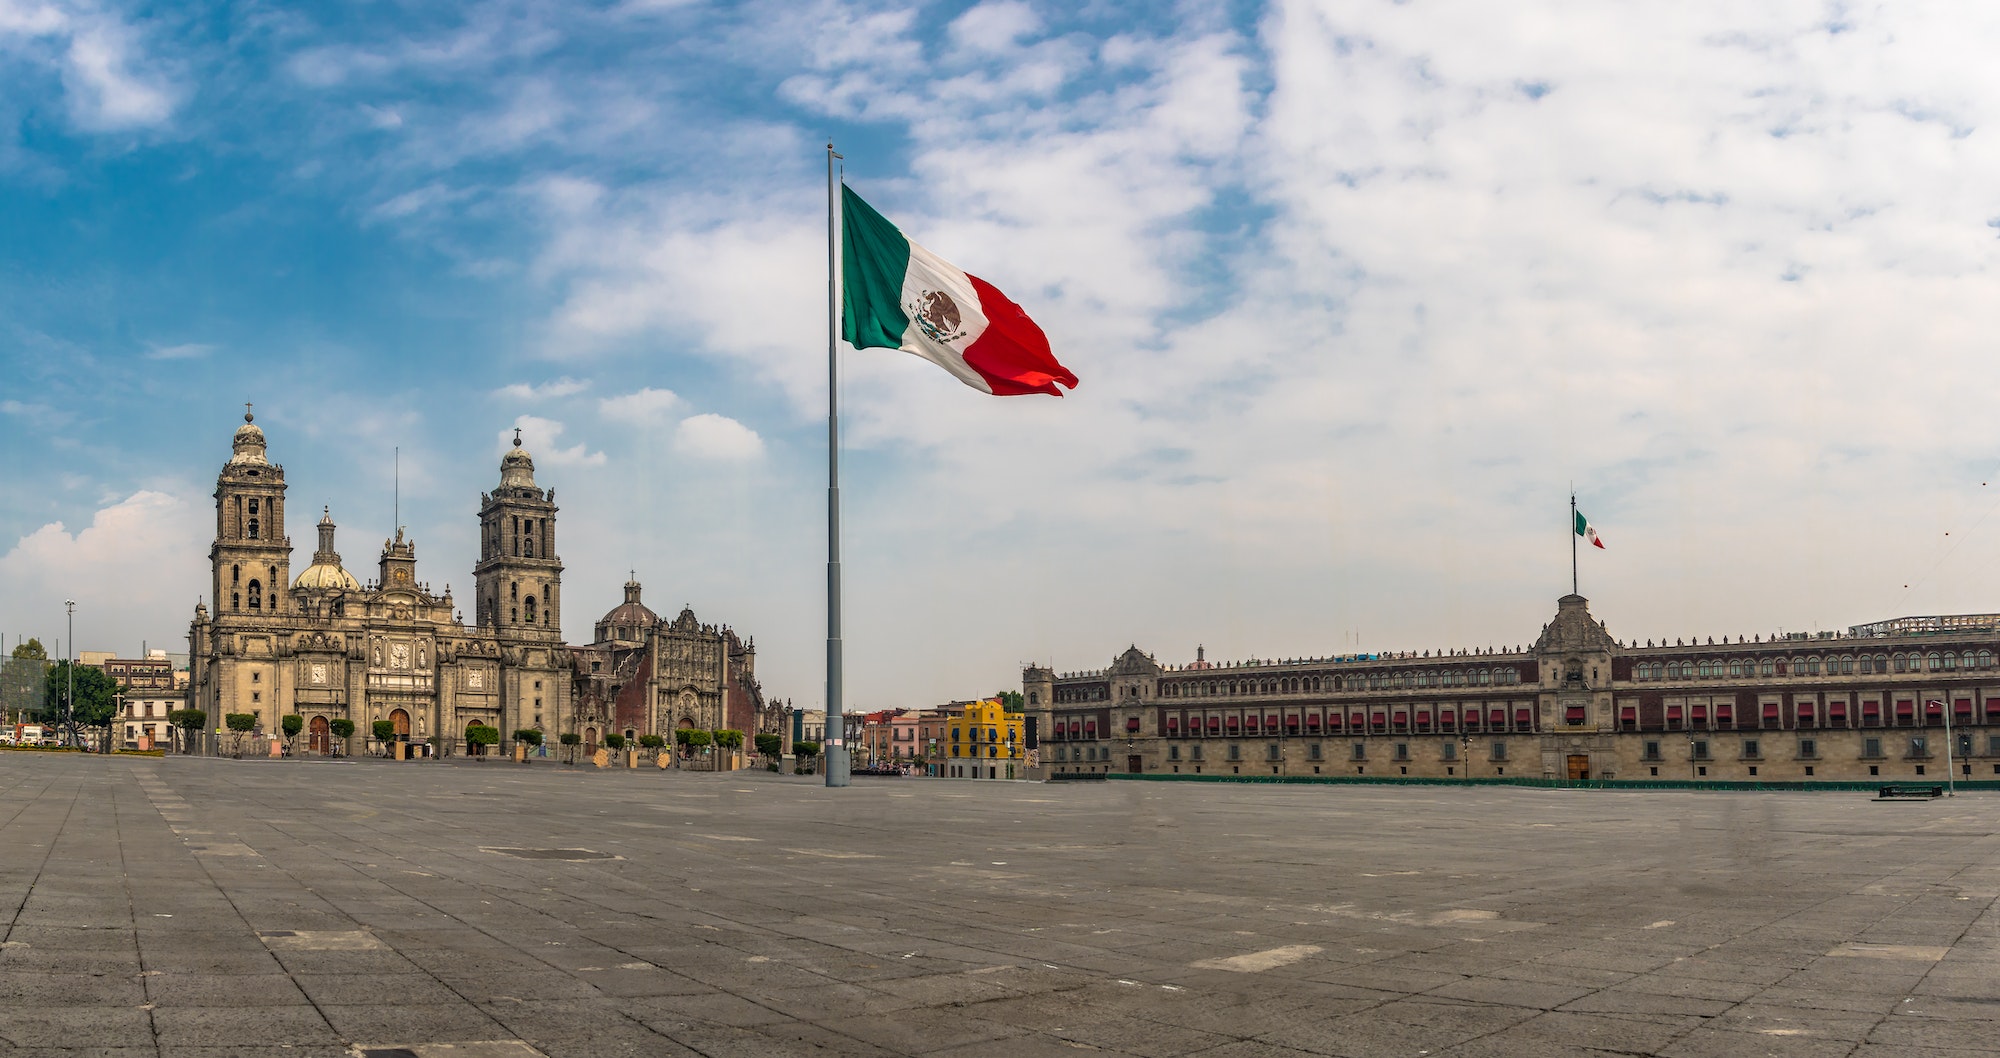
<box><xmin>2</xmin><ymin>755</ymin><xmax>1998</xmax><ymax>1058</ymax></box>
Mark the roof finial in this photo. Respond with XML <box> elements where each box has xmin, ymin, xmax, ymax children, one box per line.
<box><xmin>244</xmin><ymin>401</ymin><xmax>254</xmax><ymax>423</ymax></box>
<box><xmin>512</xmin><ymin>427</ymin><xmax>523</xmax><ymax>448</ymax></box>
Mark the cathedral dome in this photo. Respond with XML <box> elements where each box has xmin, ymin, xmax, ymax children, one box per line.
<box><xmin>594</xmin><ymin>577</ymin><xmax>659</xmax><ymax>644</ymax></box>
<box><xmin>293</xmin><ymin>508</ymin><xmax>359</xmax><ymax>591</ymax></box>
<box><xmin>294</xmin><ymin>562</ymin><xmax>361</xmax><ymax>592</ymax></box>
<box><xmin>500</xmin><ymin>428</ymin><xmax>536</xmax><ymax>488</ymax></box>
<box><xmin>228</xmin><ymin>409</ymin><xmax>270</xmax><ymax>466</ymax></box>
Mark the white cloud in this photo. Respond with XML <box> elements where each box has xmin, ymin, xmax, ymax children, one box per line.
<box><xmin>504</xmin><ymin>416</ymin><xmax>604</xmax><ymax>467</ymax></box>
<box><xmin>145</xmin><ymin>342</ymin><xmax>213</xmax><ymax>361</ymax></box>
<box><xmin>597</xmin><ymin>386</ymin><xmax>682</xmax><ymax>425</ymax></box>
<box><xmin>494</xmin><ymin>377</ymin><xmax>590</xmax><ymax>401</ymax></box>
<box><xmin>949</xmin><ymin>1</ymin><xmax>1041</xmax><ymax>54</ymax></box>
<box><xmin>0</xmin><ymin>491</ymin><xmax>208</xmax><ymax>650</ymax></box>
<box><xmin>673</xmin><ymin>413</ymin><xmax>763</xmax><ymax>460</ymax></box>
<box><xmin>0</xmin><ymin>2</ymin><xmax>180</xmax><ymax>132</ymax></box>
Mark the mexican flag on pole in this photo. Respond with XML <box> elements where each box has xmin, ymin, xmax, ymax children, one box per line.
<box><xmin>841</xmin><ymin>185</ymin><xmax>1079</xmax><ymax>397</ymax></box>
<box><xmin>1574</xmin><ymin>509</ymin><xmax>1605</xmax><ymax>549</ymax></box>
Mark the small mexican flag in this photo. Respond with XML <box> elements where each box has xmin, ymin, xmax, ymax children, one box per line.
<box><xmin>841</xmin><ymin>186</ymin><xmax>1079</xmax><ymax>397</ymax></box>
<box><xmin>1574</xmin><ymin>509</ymin><xmax>1606</xmax><ymax>549</ymax></box>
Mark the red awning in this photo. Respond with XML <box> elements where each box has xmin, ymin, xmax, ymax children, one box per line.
<box><xmin>1126</xmin><ymin>718</ymin><xmax>1140</xmax><ymax>731</ymax></box>
<box><xmin>1206</xmin><ymin>716</ymin><xmax>1221</xmax><ymax>728</ymax></box>
<box><xmin>1794</xmin><ymin>703</ymin><xmax>1812</xmax><ymax>717</ymax></box>
<box><xmin>1416</xmin><ymin>711</ymin><xmax>1431</xmax><ymax>723</ymax></box>
<box><xmin>1167</xmin><ymin>717</ymin><xmax>1181</xmax><ymax>728</ymax></box>
<box><xmin>1514</xmin><ymin>708</ymin><xmax>1532</xmax><ymax>725</ymax></box>
<box><xmin>1895</xmin><ymin>701</ymin><xmax>1915</xmax><ymax>715</ymax></box>
<box><xmin>1393</xmin><ymin>711</ymin><xmax>1408</xmax><ymax>723</ymax></box>
<box><xmin>1667</xmin><ymin>705</ymin><xmax>1683</xmax><ymax>718</ymax></box>
<box><xmin>1306</xmin><ymin>714</ymin><xmax>1321</xmax><ymax>727</ymax></box>
<box><xmin>1488</xmin><ymin>708</ymin><xmax>1505</xmax><ymax>723</ymax></box>
<box><xmin>1763</xmin><ymin>703</ymin><xmax>1781</xmax><ymax>718</ymax></box>
<box><xmin>1829</xmin><ymin>701</ymin><xmax>1849</xmax><ymax>715</ymax></box>
<box><xmin>1715</xmin><ymin>706</ymin><xmax>1733</xmax><ymax>722</ymax></box>
<box><xmin>1267</xmin><ymin>715</ymin><xmax>1279</xmax><ymax>725</ymax></box>
<box><xmin>1692</xmin><ymin>706</ymin><xmax>1708</xmax><ymax>721</ymax></box>
<box><xmin>1439</xmin><ymin>714</ymin><xmax>1456</xmax><ymax>729</ymax></box>
<box><xmin>1564</xmin><ymin>706</ymin><xmax>1586</xmax><ymax>722</ymax></box>
<box><xmin>1619</xmin><ymin>706</ymin><xmax>1637</xmax><ymax>720</ymax></box>
<box><xmin>1370</xmin><ymin>712</ymin><xmax>1386</xmax><ymax>725</ymax></box>
<box><xmin>1226</xmin><ymin>716</ymin><xmax>1240</xmax><ymax>726</ymax></box>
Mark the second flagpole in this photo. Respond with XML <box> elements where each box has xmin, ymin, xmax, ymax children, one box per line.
<box><xmin>825</xmin><ymin>142</ymin><xmax>850</xmax><ymax>788</ymax></box>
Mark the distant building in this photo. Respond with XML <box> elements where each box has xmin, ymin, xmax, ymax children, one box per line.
<box><xmin>568</xmin><ymin>577</ymin><xmax>769</xmax><ymax>761</ymax></box>
<box><xmin>946</xmin><ymin>698</ymin><xmax>1024</xmax><ymax>779</ymax></box>
<box><xmin>98</xmin><ymin>650</ymin><xmax>180</xmax><ymax>750</ymax></box>
<box><xmin>1028</xmin><ymin>594</ymin><xmax>2000</xmax><ymax>784</ymax></box>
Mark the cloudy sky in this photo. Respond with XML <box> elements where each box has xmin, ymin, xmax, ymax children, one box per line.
<box><xmin>4</xmin><ymin>0</ymin><xmax>2000</xmax><ymax>707</ymax></box>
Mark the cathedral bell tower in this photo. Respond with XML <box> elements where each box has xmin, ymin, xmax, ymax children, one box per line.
<box><xmin>210</xmin><ymin>407</ymin><xmax>292</xmax><ymax>617</ymax></box>
<box><xmin>474</xmin><ymin>430</ymin><xmax>562</xmax><ymax>640</ymax></box>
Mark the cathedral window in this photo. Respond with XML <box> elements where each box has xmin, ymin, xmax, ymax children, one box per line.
<box><xmin>232</xmin><ymin>592</ymin><xmax>240</xmax><ymax>611</ymax></box>
<box><xmin>248</xmin><ymin>580</ymin><xmax>262</xmax><ymax>611</ymax></box>
<box><xmin>232</xmin><ymin>565</ymin><xmax>240</xmax><ymax>584</ymax></box>
<box><xmin>511</xmin><ymin>607</ymin><xmax>518</xmax><ymax>623</ymax></box>
<box><xmin>248</xmin><ymin>518</ymin><xmax>259</xmax><ymax>539</ymax></box>
<box><xmin>524</xmin><ymin>597</ymin><xmax>537</xmax><ymax>624</ymax></box>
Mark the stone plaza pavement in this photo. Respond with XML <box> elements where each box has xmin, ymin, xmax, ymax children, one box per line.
<box><xmin>3</xmin><ymin>756</ymin><xmax>1999</xmax><ymax>1058</ymax></box>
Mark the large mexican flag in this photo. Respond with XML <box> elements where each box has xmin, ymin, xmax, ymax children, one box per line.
<box><xmin>841</xmin><ymin>186</ymin><xmax>1079</xmax><ymax>397</ymax></box>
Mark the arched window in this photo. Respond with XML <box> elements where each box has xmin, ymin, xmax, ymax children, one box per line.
<box><xmin>524</xmin><ymin>596</ymin><xmax>537</xmax><ymax>623</ymax></box>
<box><xmin>232</xmin><ymin>564</ymin><xmax>240</xmax><ymax>584</ymax></box>
<box><xmin>247</xmin><ymin>518</ymin><xmax>259</xmax><ymax>540</ymax></box>
<box><xmin>1942</xmin><ymin>652</ymin><xmax>1957</xmax><ymax>670</ymax></box>
<box><xmin>232</xmin><ymin>592</ymin><xmax>241</xmax><ymax>611</ymax></box>
<box><xmin>1927</xmin><ymin>652</ymin><xmax>1942</xmax><ymax>671</ymax></box>
<box><xmin>247</xmin><ymin>580</ymin><xmax>262</xmax><ymax>611</ymax></box>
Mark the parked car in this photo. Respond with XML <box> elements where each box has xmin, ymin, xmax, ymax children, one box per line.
<box><xmin>0</xmin><ymin>733</ymin><xmax>15</xmax><ymax>746</ymax></box>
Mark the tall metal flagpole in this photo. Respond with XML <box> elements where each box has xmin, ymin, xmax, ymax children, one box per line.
<box><xmin>825</xmin><ymin>142</ymin><xmax>850</xmax><ymax>788</ymax></box>
<box><xmin>1570</xmin><ymin>492</ymin><xmax>1579</xmax><ymax>597</ymax></box>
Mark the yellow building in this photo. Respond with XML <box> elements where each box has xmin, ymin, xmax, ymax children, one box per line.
<box><xmin>945</xmin><ymin>698</ymin><xmax>1024</xmax><ymax>779</ymax></box>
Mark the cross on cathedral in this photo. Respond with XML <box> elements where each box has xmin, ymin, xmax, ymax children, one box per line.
<box><xmin>243</xmin><ymin>401</ymin><xmax>253</xmax><ymax>422</ymax></box>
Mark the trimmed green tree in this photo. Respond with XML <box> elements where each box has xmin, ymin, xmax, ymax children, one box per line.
<box><xmin>465</xmin><ymin>724</ymin><xmax>500</xmax><ymax>759</ymax></box>
<box><xmin>224</xmin><ymin>712</ymin><xmax>258</xmax><ymax>756</ymax></box>
<box><xmin>281</xmin><ymin>714</ymin><xmax>304</xmax><ymax>754</ymax></box>
<box><xmin>559</xmin><ymin>731</ymin><xmax>581</xmax><ymax>764</ymax></box>
<box><xmin>793</xmin><ymin>739</ymin><xmax>821</xmax><ymax>775</ymax></box>
<box><xmin>638</xmin><ymin>733</ymin><xmax>665</xmax><ymax>763</ymax></box>
<box><xmin>754</xmin><ymin>732</ymin><xmax>782</xmax><ymax>760</ymax></box>
<box><xmin>169</xmin><ymin>709</ymin><xmax>207</xmax><ymax>755</ymax></box>
<box><xmin>372</xmin><ymin>719</ymin><xmax>396</xmax><ymax>756</ymax></box>
<box><xmin>329</xmin><ymin>718</ymin><xmax>355</xmax><ymax>757</ymax></box>
<box><xmin>604</xmin><ymin>733</ymin><xmax>627</xmax><ymax>750</ymax></box>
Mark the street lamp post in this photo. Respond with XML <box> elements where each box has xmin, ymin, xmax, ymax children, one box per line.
<box><xmin>64</xmin><ymin>600</ymin><xmax>75</xmax><ymax>748</ymax></box>
<box><xmin>1930</xmin><ymin>699</ymin><xmax>1956</xmax><ymax>797</ymax></box>
<box><xmin>1461</xmin><ymin>730</ymin><xmax>1471</xmax><ymax>780</ymax></box>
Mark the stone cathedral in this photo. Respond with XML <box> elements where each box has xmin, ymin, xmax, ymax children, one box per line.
<box><xmin>188</xmin><ymin>410</ymin><xmax>773</xmax><ymax>756</ymax></box>
<box><xmin>189</xmin><ymin>412</ymin><xmax>573</xmax><ymax>752</ymax></box>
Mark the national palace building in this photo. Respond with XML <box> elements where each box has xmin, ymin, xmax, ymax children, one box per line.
<box><xmin>188</xmin><ymin>411</ymin><xmax>772</xmax><ymax>756</ymax></box>
<box><xmin>1027</xmin><ymin>593</ymin><xmax>2000</xmax><ymax>784</ymax></box>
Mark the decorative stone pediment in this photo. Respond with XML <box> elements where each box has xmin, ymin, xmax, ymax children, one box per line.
<box><xmin>1108</xmin><ymin>645</ymin><xmax>1161</xmax><ymax>678</ymax></box>
<box><xmin>1534</xmin><ymin>595</ymin><xmax>1618</xmax><ymax>656</ymax></box>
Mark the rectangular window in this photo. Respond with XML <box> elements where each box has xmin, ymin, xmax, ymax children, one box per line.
<box><xmin>1351</xmin><ymin>743</ymin><xmax>1366</xmax><ymax>761</ymax></box>
<box><xmin>1441</xmin><ymin>742</ymin><xmax>1457</xmax><ymax>760</ymax></box>
<box><xmin>1394</xmin><ymin>743</ymin><xmax>1409</xmax><ymax>761</ymax></box>
<box><xmin>1864</xmin><ymin>737</ymin><xmax>1883</xmax><ymax>758</ymax></box>
<box><xmin>1491</xmin><ymin>741</ymin><xmax>1507</xmax><ymax>760</ymax></box>
<box><xmin>1227</xmin><ymin>744</ymin><xmax>1240</xmax><ymax>761</ymax></box>
<box><xmin>1307</xmin><ymin>743</ymin><xmax>1322</xmax><ymax>761</ymax></box>
<box><xmin>1742</xmin><ymin>739</ymin><xmax>1760</xmax><ymax>759</ymax></box>
<box><xmin>1642</xmin><ymin>740</ymin><xmax>1661</xmax><ymax>761</ymax></box>
<box><xmin>1168</xmin><ymin>745</ymin><xmax>1180</xmax><ymax>761</ymax></box>
<box><xmin>1266</xmin><ymin>744</ymin><xmax>1280</xmax><ymax>761</ymax></box>
<box><xmin>1798</xmin><ymin>738</ymin><xmax>1817</xmax><ymax>759</ymax></box>
<box><xmin>1691</xmin><ymin>740</ymin><xmax>1709</xmax><ymax>760</ymax></box>
<box><xmin>1910</xmin><ymin>736</ymin><xmax>1929</xmax><ymax>758</ymax></box>
<box><xmin>1191</xmin><ymin>745</ymin><xmax>1203</xmax><ymax>760</ymax></box>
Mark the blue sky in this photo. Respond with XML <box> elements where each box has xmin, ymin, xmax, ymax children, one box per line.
<box><xmin>6</xmin><ymin>1</ymin><xmax>2000</xmax><ymax>708</ymax></box>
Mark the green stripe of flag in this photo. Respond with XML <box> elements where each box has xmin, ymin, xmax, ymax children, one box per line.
<box><xmin>840</xmin><ymin>186</ymin><xmax>912</xmax><ymax>351</ymax></box>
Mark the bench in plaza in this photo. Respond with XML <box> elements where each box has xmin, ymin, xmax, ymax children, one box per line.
<box><xmin>1875</xmin><ymin>784</ymin><xmax>1944</xmax><ymax>800</ymax></box>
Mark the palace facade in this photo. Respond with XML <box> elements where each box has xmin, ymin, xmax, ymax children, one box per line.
<box><xmin>188</xmin><ymin>412</ymin><xmax>773</xmax><ymax>756</ymax></box>
<box><xmin>1027</xmin><ymin>594</ymin><xmax>2000</xmax><ymax>784</ymax></box>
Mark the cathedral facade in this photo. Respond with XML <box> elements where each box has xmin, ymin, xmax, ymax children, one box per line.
<box><xmin>568</xmin><ymin>578</ymin><xmax>768</xmax><ymax>755</ymax></box>
<box><xmin>188</xmin><ymin>413</ymin><xmax>572</xmax><ymax>753</ymax></box>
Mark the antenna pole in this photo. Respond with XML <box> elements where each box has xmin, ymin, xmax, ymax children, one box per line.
<box><xmin>1570</xmin><ymin>491</ymin><xmax>1578</xmax><ymax>596</ymax></box>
